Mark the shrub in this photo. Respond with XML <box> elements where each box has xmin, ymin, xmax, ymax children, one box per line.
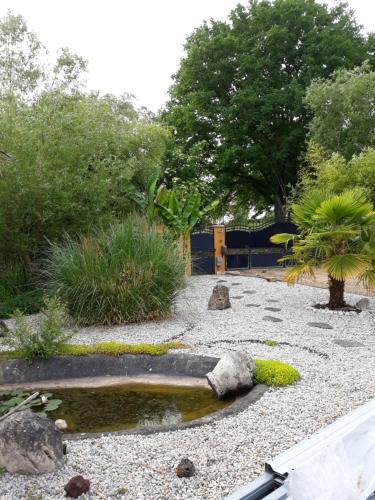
<box><xmin>46</xmin><ymin>217</ymin><xmax>185</xmax><ymax>325</ymax></box>
<box><xmin>254</xmin><ymin>359</ymin><xmax>301</xmax><ymax>387</ymax></box>
<box><xmin>0</xmin><ymin>262</ymin><xmax>43</xmax><ymax>318</ymax></box>
<box><xmin>6</xmin><ymin>296</ymin><xmax>72</xmax><ymax>358</ymax></box>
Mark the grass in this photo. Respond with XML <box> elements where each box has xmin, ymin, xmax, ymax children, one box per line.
<box><xmin>264</xmin><ymin>339</ymin><xmax>278</xmax><ymax>347</ymax></box>
<box><xmin>45</xmin><ymin>217</ymin><xmax>186</xmax><ymax>326</ymax></box>
<box><xmin>0</xmin><ymin>341</ymin><xmax>188</xmax><ymax>360</ymax></box>
<box><xmin>254</xmin><ymin>359</ymin><xmax>301</xmax><ymax>387</ymax></box>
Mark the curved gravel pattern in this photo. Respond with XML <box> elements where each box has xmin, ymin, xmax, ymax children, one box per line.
<box><xmin>1</xmin><ymin>275</ymin><xmax>375</xmax><ymax>499</ymax></box>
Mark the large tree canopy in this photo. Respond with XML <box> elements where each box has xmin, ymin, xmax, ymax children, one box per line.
<box><xmin>163</xmin><ymin>0</ymin><xmax>370</xmax><ymax>217</ymax></box>
<box><xmin>306</xmin><ymin>64</ymin><xmax>375</xmax><ymax>160</ymax></box>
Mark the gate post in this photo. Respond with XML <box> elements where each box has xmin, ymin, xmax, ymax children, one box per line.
<box><xmin>213</xmin><ymin>225</ymin><xmax>226</xmax><ymax>274</ymax></box>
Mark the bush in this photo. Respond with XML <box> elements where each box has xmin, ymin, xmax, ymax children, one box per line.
<box><xmin>254</xmin><ymin>359</ymin><xmax>301</xmax><ymax>387</ymax></box>
<box><xmin>46</xmin><ymin>217</ymin><xmax>185</xmax><ymax>325</ymax></box>
<box><xmin>6</xmin><ymin>296</ymin><xmax>72</xmax><ymax>359</ymax></box>
<box><xmin>0</xmin><ymin>262</ymin><xmax>43</xmax><ymax>318</ymax></box>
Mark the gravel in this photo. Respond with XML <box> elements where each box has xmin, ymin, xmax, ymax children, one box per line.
<box><xmin>1</xmin><ymin>275</ymin><xmax>375</xmax><ymax>499</ymax></box>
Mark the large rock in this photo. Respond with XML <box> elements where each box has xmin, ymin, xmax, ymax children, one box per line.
<box><xmin>356</xmin><ymin>298</ymin><xmax>371</xmax><ymax>310</ymax></box>
<box><xmin>0</xmin><ymin>410</ymin><xmax>63</xmax><ymax>474</ymax></box>
<box><xmin>206</xmin><ymin>351</ymin><xmax>255</xmax><ymax>399</ymax></box>
<box><xmin>176</xmin><ymin>458</ymin><xmax>196</xmax><ymax>478</ymax></box>
<box><xmin>208</xmin><ymin>285</ymin><xmax>231</xmax><ymax>310</ymax></box>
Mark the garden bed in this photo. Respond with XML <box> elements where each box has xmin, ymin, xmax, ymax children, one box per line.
<box><xmin>0</xmin><ymin>274</ymin><xmax>374</xmax><ymax>499</ymax></box>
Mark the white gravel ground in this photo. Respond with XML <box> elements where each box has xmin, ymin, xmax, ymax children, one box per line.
<box><xmin>1</xmin><ymin>275</ymin><xmax>375</xmax><ymax>500</ymax></box>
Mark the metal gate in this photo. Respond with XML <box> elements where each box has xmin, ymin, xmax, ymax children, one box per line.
<box><xmin>191</xmin><ymin>228</ymin><xmax>215</xmax><ymax>275</ymax></box>
<box><xmin>225</xmin><ymin>220</ymin><xmax>297</xmax><ymax>270</ymax></box>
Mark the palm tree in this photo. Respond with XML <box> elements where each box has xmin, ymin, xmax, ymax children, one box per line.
<box><xmin>271</xmin><ymin>191</ymin><xmax>375</xmax><ymax>309</ymax></box>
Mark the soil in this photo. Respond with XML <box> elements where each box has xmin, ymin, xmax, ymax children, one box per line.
<box><xmin>238</xmin><ymin>268</ymin><xmax>375</xmax><ymax>297</ymax></box>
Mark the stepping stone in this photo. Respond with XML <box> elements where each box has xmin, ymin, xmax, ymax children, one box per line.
<box><xmin>263</xmin><ymin>316</ymin><xmax>283</xmax><ymax>323</ymax></box>
<box><xmin>333</xmin><ymin>339</ymin><xmax>364</xmax><ymax>348</ymax></box>
<box><xmin>307</xmin><ymin>322</ymin><xmax>333</xmax><ymax>330</ymax></box>
<box><xmin>243</xmin><ymin>290</ymin><xmax>256</xmax><ymax>295</ymax></box>
<box><xmin>246</xmin><ymin>304</ymin><xmax>260</xmax><ymax>307</ymax></box>
<box><xmin>217</xmin><ymin>280</ymin><xmax>227</xmax><ymax>283</ymax></box>
<box><xmin>266</xmin><ymin>299</ymin><xmax>279</xmax><ymax>303</ymax></box>
<box><xmin>232</xmin><ymin>296</ymin><xmax>244</xmax><ymax>299</ymax></box>
<box><xmin>264</xmin><ymin>307</ymin><xmax>281</xmax><ymax>312</ymax></box>
<box><xmin>231</xmin><ymin>283</ymin><xmax>242</xmax><ymax>286</ymax></box>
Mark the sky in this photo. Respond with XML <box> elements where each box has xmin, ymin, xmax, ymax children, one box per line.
<box><xmin>1</xmin><ymin>0</ymin><xmax>374</xmax><ymax>112</ymax></box>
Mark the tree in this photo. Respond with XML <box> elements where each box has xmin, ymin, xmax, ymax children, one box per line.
<box><xmin>0</xmin><ymin>91</ymin><xmax>169</xmax><ymax>264</ymax></box>
<box><xmin>0</xmin><ymin>11</ymin><xmax>87</xmax><ymax>99</ymax></box>
<box><xmin>163</xmin><ymin>0</ymin><xmax>369</xmax><ymax>218</ymax></box>
<box><xmin>271</xmin><ymin>191</ymin><xmax>375</xmax><ymax>309</ymax></box>
<box><xmin>306</xmin><ymin>64</ymin><xmax>375</xmax><ymax>160</ymax></box>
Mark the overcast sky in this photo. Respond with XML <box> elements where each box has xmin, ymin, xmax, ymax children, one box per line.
<box><xmin>1</xmin><ymin>0</ymin><xmax>374</xmax><ymax>111</ymax></box>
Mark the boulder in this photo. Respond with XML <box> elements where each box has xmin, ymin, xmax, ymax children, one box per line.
<box><xmin>64</xmin><ymin>475</ymin><xmax>91</xmax><ymax>498</ymax></box>
<box><xmin>208</xmin><ymin>285</ymin><xmax>231</xmax><ymax>310</ymax></box>
<box><xmin>206</xmin><ymin>351</ymin><xmax>255</xmax><ymax>399</ymax></box>
<box><xmin>356</xmin><ymin>298</ymin><xmax>371</xmax><ymax>310</ymax></box>
<box><xmin>176</xmin><ymin>458</ymin><xmax>196</xmax><ymax>478</ymax></box>
<box><xmin>0</xmin><ymin>410</ymin><xmax>63</xmax><ymax>474</ymax></box>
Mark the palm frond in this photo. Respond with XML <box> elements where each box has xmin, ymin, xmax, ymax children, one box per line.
<box><xmin>322</xmin><ymin>254</ymin><xmax>370</xmax><ymax>281</ymax></box>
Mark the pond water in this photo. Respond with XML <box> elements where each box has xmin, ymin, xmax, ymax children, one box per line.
<box><xmin>46</xmin><ymin>383</ymin><xmax>233</xmax><ymax>433</ymax></box>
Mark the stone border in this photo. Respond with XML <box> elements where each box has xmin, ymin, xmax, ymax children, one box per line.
<box><xmin>0</xmin><ymin>353</ymin><xmax>268</xmax><ymax>440</ymax></box>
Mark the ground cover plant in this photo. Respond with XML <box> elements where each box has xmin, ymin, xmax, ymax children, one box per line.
<box><xmin>46</xmin><ymin>216</ymin><xmax>185</xmax><ymax>325</ymax></box>
<box><xmin>0</xmin><ymin>341</ymin><xmax>188</xmax><ymax>360</ymax></box>
<box><xmin>253</xmin><ymin>359</ymin><xmax>301</xmax><ymax>387</ymax></box>
<box><xmin>271</xmin><ymin>191</ymin><xmax>375</xmax><ymax>309</ymax></box>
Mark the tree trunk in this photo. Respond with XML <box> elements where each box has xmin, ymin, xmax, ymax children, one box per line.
<box><xmin>274</xmin><ymin>195</ymin><xmax>286</xmax><ymax>222</ymax></box>
<box><xmin>328</xmin><ymin>275</ymin><xmax>346</xmax><ymax>309</ymax></box>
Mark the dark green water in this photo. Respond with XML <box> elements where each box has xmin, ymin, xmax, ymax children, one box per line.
<box><xmin>47</xmin><ymin>383</ymin><xmax>233</xmax><ymax>433</ymax></box>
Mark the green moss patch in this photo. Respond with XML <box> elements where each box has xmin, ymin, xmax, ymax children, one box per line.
<box><xmin>264</xmin><ymin>339</ymin><xmax>278</xmax><ymax>347</ymax></box>
<box><xmin>0</xmin><ymin>341</ymin><xmax>188</xmax><ymax>360</ymax></box>
<box><xmin>254</xmin><ymin>359</ymin><xmax>301</xmax><ymax>387</ymax></box>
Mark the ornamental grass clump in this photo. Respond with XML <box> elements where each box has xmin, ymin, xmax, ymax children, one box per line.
<box><xmin>46</xmin><ymin>217</ymin><xmax>185</xmax><ymax>325</ymax></box>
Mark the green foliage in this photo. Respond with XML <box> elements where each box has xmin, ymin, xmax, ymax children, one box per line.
<box><xmin>264</xmin><ymin>339</ymin><xmax>278</xmax><ymax>347</ymax></box>
<box><xmin>271</xmin><ymin>191</ymin><xmax>375</xmax><ymax>307</ymax></box>
<box><xmin>300</xmin><ymin>148</ymin><xmax>375</xmax><ymax>206</ymax></box>
<box><xmin>306</xmin><ymin>64</ymin><xmax>375</xmax><ymax>160</ymax></box>
<box><xmin>0</xmin><ymin>389</ymin><xmax>62</xmax><ymax>417</ymax></box>
<box><xmin>0</xmin><ymin>341</ymin><xmax>188</xmax><ymax>360</ymax></box>
<box><xmin>5</xmin><ymin>296</ymin><xmax>72</xmax><ymax>359</ymax></box>
<box><xmin>0</xmin><ymin>91</ymin><xmax>169</xmax><ymax>264</ymax></box>
<box><xmin>157</xmin><ymin>191</ymin><xmax>219</xmax><ymax>238</ymax></box>
<box><xmin>254</xmin><ymin>359</ymin><xmax>301</xmax><ymax>387</ymax></box>
<box><xmin>46</xmin><ymin>217</ymin><xmax>185</xmax><ymax>325</ymax></box>
<box><xmin>163</xmin><ymin>0</ymin><xmax>369</xmax><ymax>215</ymax></box>
<box><xmin>0</xmin><ymin>262</ymin><xmax>43</xmax><ymax>318</ymax></box>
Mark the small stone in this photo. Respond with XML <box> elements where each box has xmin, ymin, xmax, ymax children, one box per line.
<box><xmin>0</xmin><ymin>319</ymin><xmax>9</xmax><ymax>336</ymax></box>
<box><xmin>307</xmin><ymin>322</ymin><xmax>333</xmax><ymax>330</ymax></box>
<box><xmin>64</xmin><ymin>475</ymin><xmax>90</xmax><ymax>498</ymax></box>
<box><xmin>217</xmin><ymin>279</ymin><xmax>227</xmax><ymax>283</ymax></box>
<box><xmin>176</xmin><ymin>458</ymin><xmax>196</xmax><ymax>478</ymax></box>
<box><xmin>232</xmin><ymin>296</ymin><xmax>244</xmax><ymax>299</ymax></box>
<box><xmin>356</xmin><ymin>298</ymin><xmax>370</xmax><ymax>310</ymax></box>
<box><xmin>208</xmin><ymin>285</ymin><xmax>231</xmax><ymax>310</ymax></box>
<box><xmin>55</xmin><ymin>419</ymin><xmax>68</xmax><ymax>431</ymax></box>
<box><xmin>333</xmin><ymin>339</ymin><xmax>364</xmax><ymax>348</ymax></box>
<box><xmin>263</xmin><ymin>316</ymin><xmax>283</xmax><ymax>322</ymax></box>
<box><xmin>243</xmin><ymin>290</ymin><xmax>256</xmax><ymax>294</ymax></box>
<box><xmin>246</xmin><ymin>304</ymin><xmax>260</xmax><ymax>307</ymax></box>
<box><xmin>264</xmin><ymin>307</ymin><xmax>281</xmax><ymax>312</ymax></box>
<box><xmin>266</xmin><ymin>299</ymin><xmax>279</xmax><ymax>303</ymax></box>
<box><xmin>230</xmin><ymin>283</ymin><xmax>242</xmax><ymax>286</ymax></box>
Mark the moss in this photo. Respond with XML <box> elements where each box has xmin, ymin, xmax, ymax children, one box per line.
<box><xmin>254</xmin><ymin>359</ymin><xmax>301</xmax><ymax>387</ymax></box>
<box><xmin>264</xmin><ymin>339</ymin><xmax>278</xmax><ymax>347</ymax></box>
<box><xmin>0</xmin><ymin>341</ymin><xmax>188</xmax><ymax>360</ymax></box>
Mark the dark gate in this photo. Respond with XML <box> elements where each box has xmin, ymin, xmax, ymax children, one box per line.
<box><xmin>225</xmin><ymin>220</ymin><xmax>297</xmax><ymax>270</ymax></box>
<box><xmin>191</xmin><ymin>228</ymin><xmax>215</xmax><ymax>275</ymax></box>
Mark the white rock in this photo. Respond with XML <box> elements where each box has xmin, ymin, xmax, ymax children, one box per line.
<box><xmin>54</xmin><ymin>419</ymin><xmax>68</xmax><ymax>431</ymax></box>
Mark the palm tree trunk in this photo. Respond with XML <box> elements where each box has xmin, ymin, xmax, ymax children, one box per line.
<box><xmin>328</xmin><ymin>275</ymin><xmax>346</xmax><ymax>309</ymax></box>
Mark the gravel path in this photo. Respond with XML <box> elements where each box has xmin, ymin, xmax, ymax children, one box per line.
<box><xmin>1</xmin><ymin>275</ymin><xmax>375</xmax><ymax>500</ymax></box>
